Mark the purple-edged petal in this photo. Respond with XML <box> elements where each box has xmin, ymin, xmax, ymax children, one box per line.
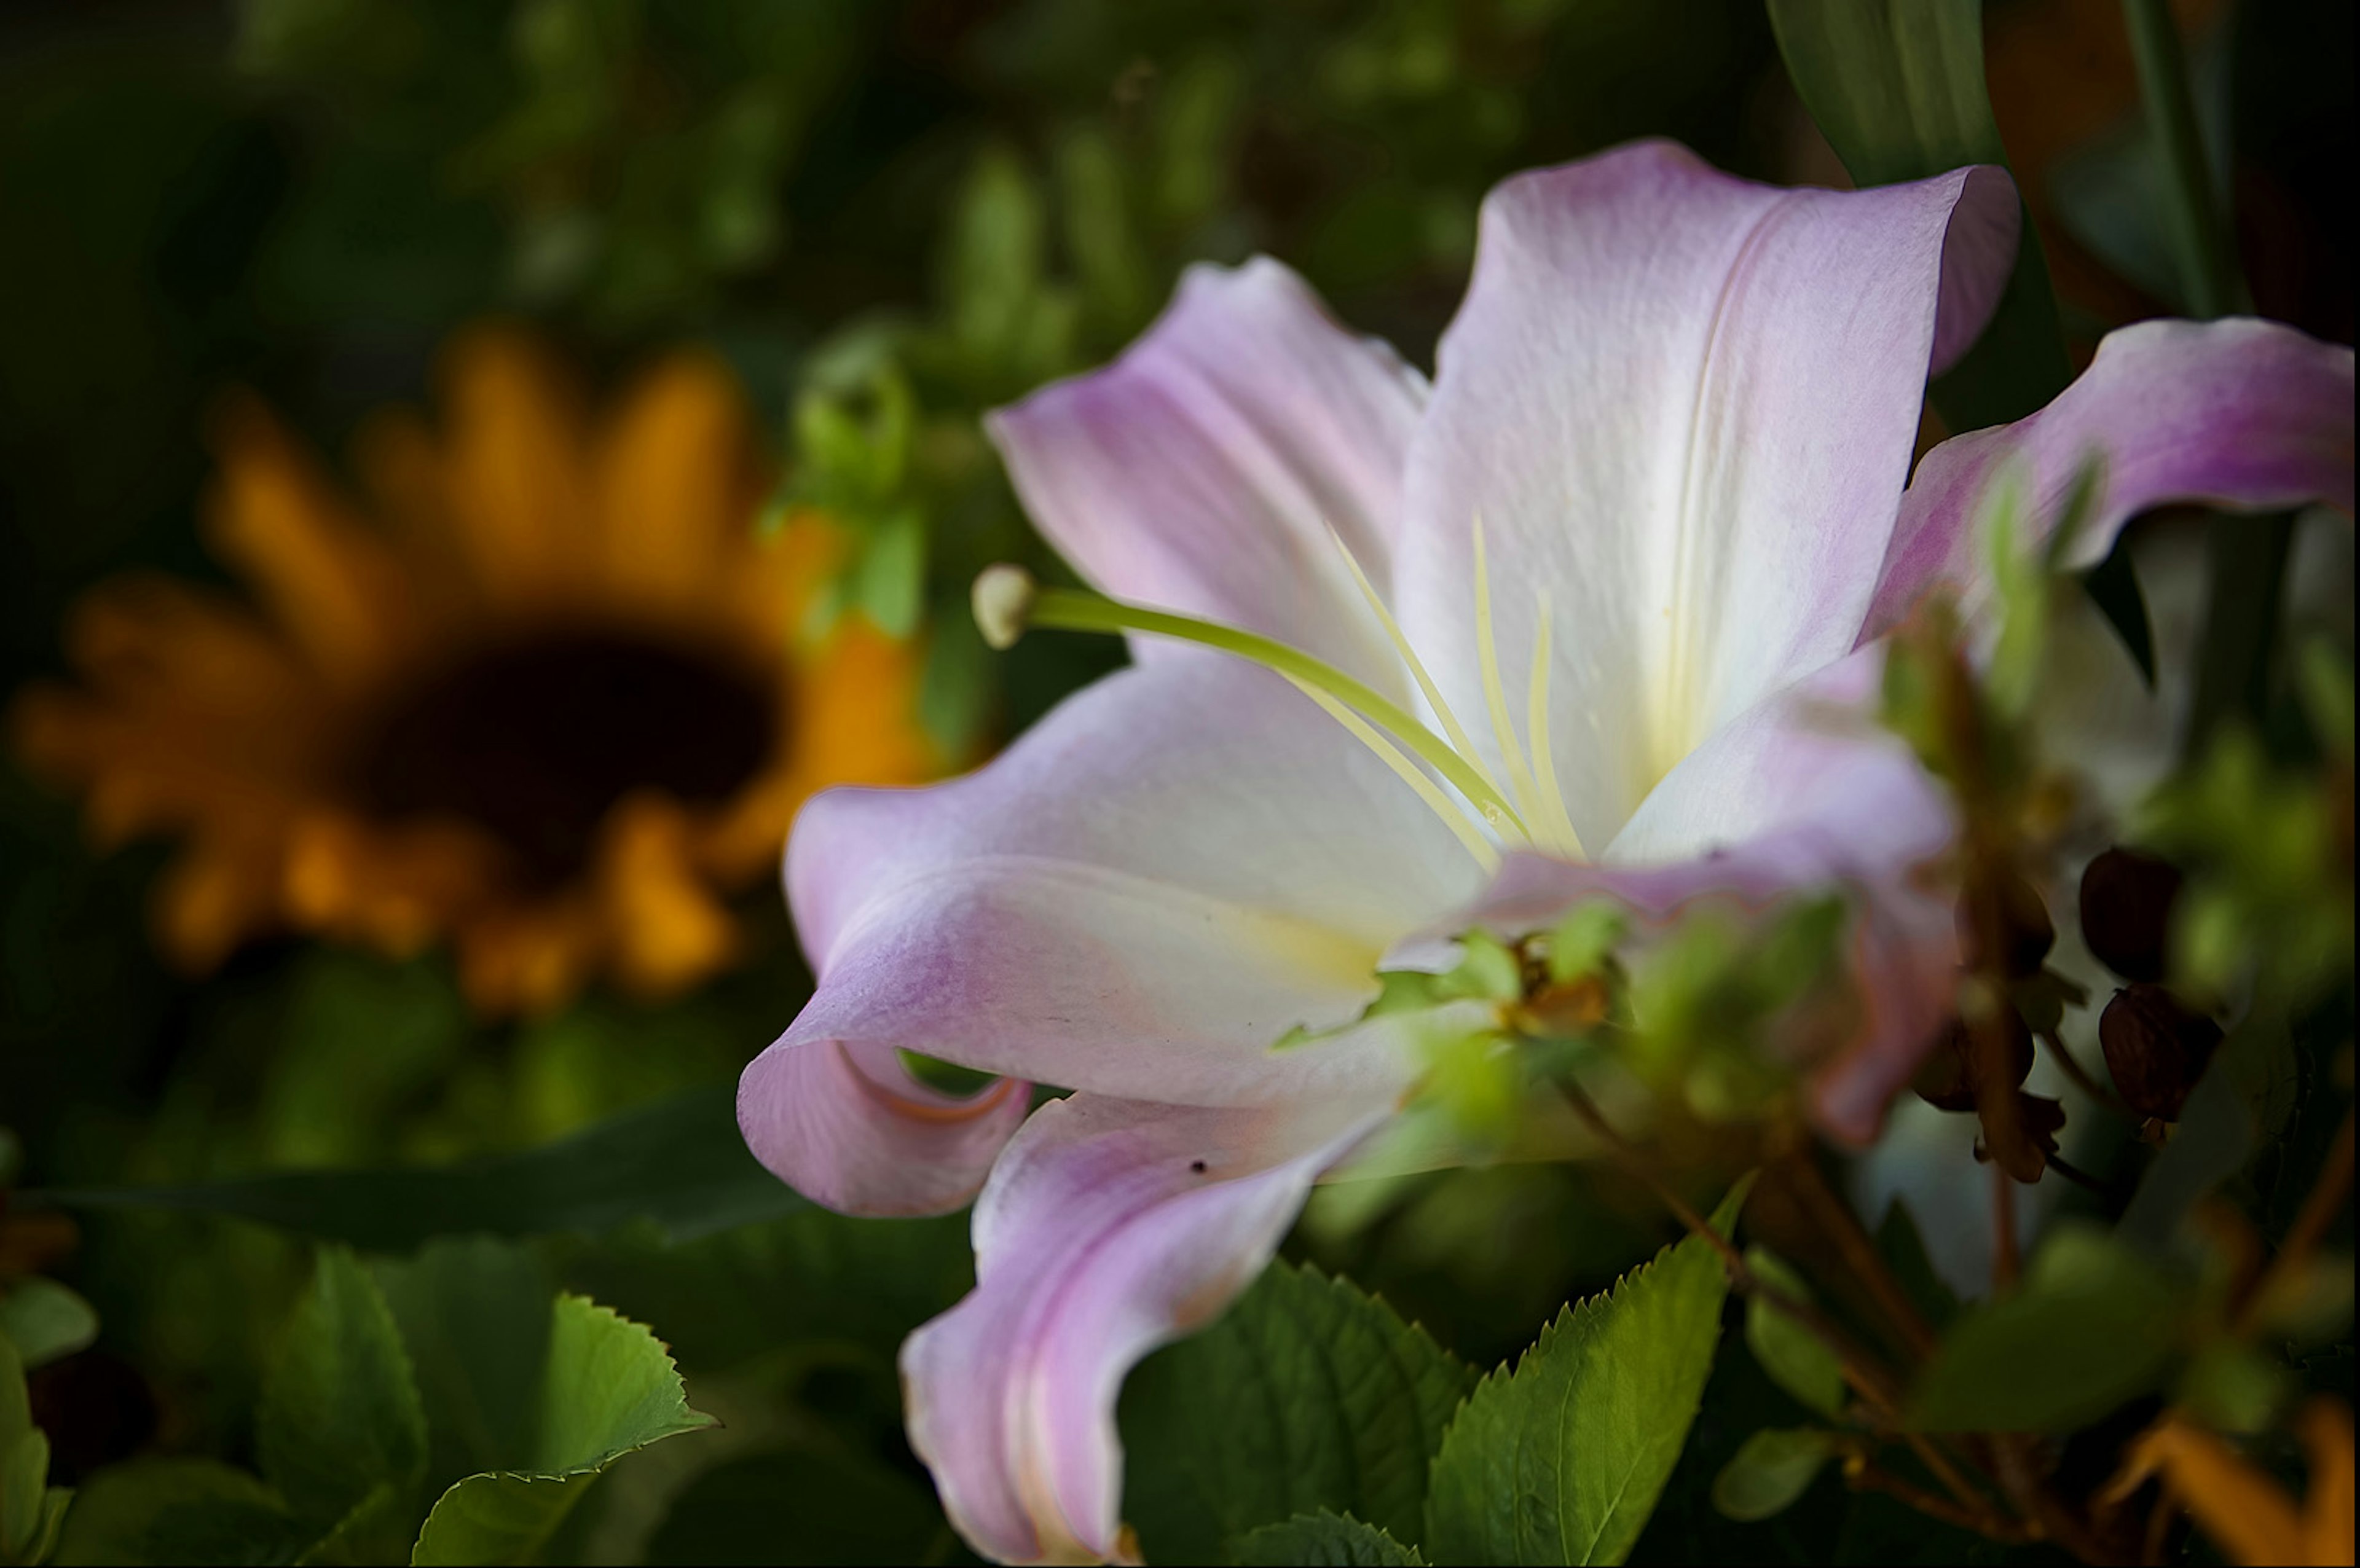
<box><xmin>988</xmin><ymin>258</ymin><xmax>1427</xmax><ymax>691</ymax></box>
<box><xmin>737</xmin><ymin>1038</ymin><xmax>1029</xmax><ymax>1217</ymax></box>
<box><xmin>760</xmin><ymin>656</ymin><xmax>1482</xmax><ymax>1123</ymax></box>
<box><xmin>1457</xmin><ymin>647</ymin><xmax>1960</xmax><ymax>1145</ymax></box>
<box><xmin>1394</xmin><ymin>141</ymin><xmax>2018</xmax><ymax>847</ymax></box>
<box><xmin>902</xmin><ymin>1092</ymin><xmax>1386</xmax><ymax>1564</ymax></box>
<box><xmin>1866</xmin><ymin>316</ymin><xmax>2357</xmax><ymax>640</ymax></box>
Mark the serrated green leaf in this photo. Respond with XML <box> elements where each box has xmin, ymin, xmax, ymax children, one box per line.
<box><xmin>34</xmin><ymin>1085</ymin><xmax>802</xmax><ymax>1252</ymax></box>
<box><xmin>259</xmin><ymin>1248</ymin><xmax>427</xmax><ymax>1532</ymax></box>
<box><xmin>1425</xmin><ymin>1182</ymin><xmax>1748</xmax><ymax>1566</ymax></box>
<box><xmin>51</xmin><ymin>1459</ymin><xmax>302</xmax><ymax>1567</ymax></box>
<box><xmin>376</xmin><ymin>1239</ymin><xmax>554</xmax><ymax>1482</ymax></box>
<box><xmin>0</xmin><ymin>1279</ymin><xmax>98</xmax><ymax>1373</ymax></box>
<box><xmin>408</xmin><ymin>1295</ymin><xmax>711</xmax><ymax>1566</ymax></box>
<box><xmin>3</xmin><ymin>1333</ymin><xmax>60</xmax><ymax>1567</ymax></box>
<box><xmin>1119</xmin><ymin>1262</ymin><xmax>1476</xmax><ymax>1562</ymax></box>
<box><xmin>1709</xmin><ymin>1428</ymin><xmax>1838</xmax><ymax>1522</ymax></box>
<box><xmin>1743</xmin><ymin>1250</ymin><xmax>1846</xmax><ymax>1420</ymax></box>
<box><xmin>1235</xmin><ymin>1510</ymin><xmax>1427</xmax><ymax>1566</ymax></box>
<box><xmin>1909</xmin><ymin>1225</ymin><xmax>2182</xmax><ymax>1432</ymax></box>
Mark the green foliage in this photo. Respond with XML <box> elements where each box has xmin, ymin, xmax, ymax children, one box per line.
<box><xmin>1742</xmin><ymin>1250</ymin><xmax>1846</xmax><ymax>1420</ymax></box>
<box><xmin>1909</xmin><ymin>1225</ymin><xmax>2181</xmax><ymax>1432</ymax></box>
<box><xmin>2</xmin><ymin>1336</ymin><xmax>71</xmax><ymax>1567</ymax></box>
<box><xmin>1424</xmin><ymin>1182</ymin><xmax>1748</xmax><ymax>1566</ymax></box>
<box><xmin>1233</xmin><ymin>1511</ymin><xmax>1427</xmax><ymax>1567</ymax></box>
<box><xmin>1120</xmin><ymin>1261</ymin><xmax>1476</xmax><ymax>1564</ymax></box>
<box><xmin>0</xmin><ymin>1281</ymin><xmax>98</xmax><ymax>1374</ymax></box>
<box><xmin>257</xmin><ymin>1247</ymin><xmax>428</xmax><ymax>1535</ymax></box>
<box><xmin>52</xmin><ymin>1460</ymin><xmax>299</xmax><ymax>1567</ymax></box>
<box><xmin>37</xmin><ymin>1086</ymin><xmax>801</xmax><ymax>1252</ymax></box>
<box><xmin>1708</xmin><ymin>1428</ymin><xmax>1839</xmax><ymax>1523</ymax></box>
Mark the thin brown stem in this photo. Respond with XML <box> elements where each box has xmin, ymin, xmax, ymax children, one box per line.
<box><xmin>2039</xmin><ymin>1027</ymin><xmax>2131</xmax><ymax>1117</ymax></box>
<box><xmin>2234</xmin><ymin>1108</ymin><xmax>2354</xmax><ymax>1335</ymax></box>
<box><xmin>1780</xmin><ymin>1134</ymin><xmax>1939</xmax><ymax>1360</ymax></box>
<box><xmin>1847</xmin><ymin>1457</ymin><xmax>2036</xmax><ymax>1542</ymax></box>
<box><xmin>1991</xmin><ymin>1161</ymin><xmax>2021</xmax><ymax>1291</ymax></box>
<box><xmin>2044</xmin><ymin>1151</ymin><xmax>2117</xmax><ymax>1198</ymax></box>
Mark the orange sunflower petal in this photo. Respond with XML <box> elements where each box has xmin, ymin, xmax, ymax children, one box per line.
<box><xmin>596</xmin><ymin>791</ymin><xmax>740</xmax><ymax>998</ymax></box>
<box><xmin>594</xmin><ymin>352</ymin><xmax>764</xmax><ymax>616</ymax></box>
<box><xmin>435</xmin><ymin>327</ymin><xmax>594</xmax><ymax>608</ymax></box>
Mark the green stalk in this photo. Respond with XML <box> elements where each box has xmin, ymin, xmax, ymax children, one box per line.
<box><xmin>1023</xmin><ymin>585</ymin><xmax>1528</xmax><ymax>835</ymax></box>
<box><xmin>2122</xmin><ymin>0</ymin><xmax>2288</xmax><ymax>749</ymax></box>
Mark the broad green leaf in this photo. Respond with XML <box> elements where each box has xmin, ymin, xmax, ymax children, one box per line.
<box><xmin>1119</xmin><ymin>1262</ymin><xmax>1476</xmax><ymax>1563</ymax></box>
<box><xmin>1743</xmin><ymin>1250</ymin><xmax>1846</xmax><ymax>1419</ymax></box>
<box><xmin>50</xmin><ymin>1459</ymin><xmax>301</xmax><ymax>1567</ymax></box>
<box><xmin>258</xmin><ymin>1248</ymin><xmax>427</xmax><ymax>1532</ymax></box>
<box><xmin>1425</xmin><ymin>1182</ymin><xmax>1750</xmax><ymax>1566</ymax></box>
<box><xmin>409</xmin><ymin>1295</ymin><xmax>712</xmax><ymax>1566</ymax></box>
<box><xmin>1709</xmin><ymin>1429</ymin><xmax>1838</xmax><ymax>1522</ymax></box>
<box><xmin>1235</xmin><ymin>1510</ymin><xmax>1427</xmax><ymax>1567</ymax></box>
<box><xmin>376</xmin><ymin>1239</ymin><xmax>554</xmax><ymax>1482</ymax></box>
<box><xmin>1909</xmin><ymin>1225</ymin><xmax>2182</xmax><ymax>1432</ymax></box>
<box><xmin>0</xmin><ymin>1279</ymin><xmax>98</xmax><ymax>1371</ymax></box>
<box><xmin>3</xmin><ymin>1333</ymin><xmax>68</xmax><ymax>1567</ymax></box>
<box><xmin>33</xmin><ymin>1085</ymin><xmax>801</xmax><ymax>1252</ymax></box>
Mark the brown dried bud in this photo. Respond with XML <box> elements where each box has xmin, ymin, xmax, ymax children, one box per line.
<box><xmin>1961</xmin><ymin>866</ymin><xmax>2055</xmax><ymax>979</ymax></box>
<box><xmin>1911</xmin><ymin>1008</ymin><xmax>2035</xmax><ymax>1113</ymax></box>
<box><xmin>2099</xmin><ymin>983</ymin><xmax>2223</xmax><ymax>1121</ymax></box>
<box><xmin>1973</xmin><ymin>1092</ymin><xmax>2066</xmax><ymax>1182</ymax></box>
<box><xmin>2079</xmin><ymin>847</ymin><xmax>2184</xmax><ymax>984</ymax></box>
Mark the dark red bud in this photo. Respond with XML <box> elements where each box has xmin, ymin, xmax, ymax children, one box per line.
<box><xmin>1961</xmin><ymin>867</ymin><xmax>2055</xmax><ymax>979</ymax></box>
<box><xmin>2079</xmin><ymin>847</ymin><xmax>2184</xmax><ymax>984</ymax></box>
<box><xmin>1911</xmin><ymin>1008</ymin><xmax>2036</xmax><ymax>1113</ymax></box>
<box><xmin>2099</xmin><ymin>983</ymin><xmax>2223</xmax><ymax>1121</ymax></box>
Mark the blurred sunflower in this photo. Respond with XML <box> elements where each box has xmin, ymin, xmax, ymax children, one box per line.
<box><xmin>12</xmin><ymin>329</ymin><xmax>935</xmax><ymax>1014</ymax></box>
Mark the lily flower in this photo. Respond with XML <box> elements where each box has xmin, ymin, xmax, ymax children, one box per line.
<box><xmin>739</xmin><ymin>141</ymin><xmax>2354</xmax><ymax>1563</ymax></box>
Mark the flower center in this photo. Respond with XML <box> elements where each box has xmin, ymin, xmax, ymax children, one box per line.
<box><xmin>354</xmin><ymin>628</ymin><xmax>777</xmax><ymax>884</ymax></box>
<box><xmin>973</xmin><ymin>518</ymin><xmax>1587</xmax><ymax>873</ymax></box>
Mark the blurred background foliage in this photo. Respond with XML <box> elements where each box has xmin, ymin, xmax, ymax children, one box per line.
<box><xmin>0</xmin><ymin>0</ymin><xmax>2349</xmax><ymax>1562</ymax></box>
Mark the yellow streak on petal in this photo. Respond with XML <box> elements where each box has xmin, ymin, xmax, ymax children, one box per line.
<box><xmin>1524</xmin><ymin>587</ymin><xmax>1585</xmax><ymax>860</ymax></box>
<box><xmin>1471</xmin><ymin>517</ymin><xmax>1549</xmax><ymax>839</ymax></box>
<box><xmin>1283</xmin><ymin>676</ymin><xmax>1500</xmax><ymax>876</ymax></box>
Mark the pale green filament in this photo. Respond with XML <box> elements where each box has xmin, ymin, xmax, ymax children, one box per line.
<box><xmin>1471</xmin><ymin>519</ymin><xmax>1551</xmax><ymax>834</ymax></box>
<box><xmin>1524</xmin><ymin>589</ymin><xmax>1586</xmax><ymax>858</ymax></box>
<box><xmin>1282</xmin><ymin>677</ymin><xmax>1501</xmax><ymax>872</ymax></box>
<box><xmin>1017</xmin><ymin>584</ymin><xmax>1530</xmax><ymax>837</ymax></box>
<box><xmin>1324</xmin><ymin>526</ymin><xmax>1511</xmax><ymax>815</ymax></box>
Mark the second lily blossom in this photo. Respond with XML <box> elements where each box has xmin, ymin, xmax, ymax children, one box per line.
<box><xmin>741</xmin><ymin>140</ymin><xmax>2353</xmax><ymax>1563</ymax></box>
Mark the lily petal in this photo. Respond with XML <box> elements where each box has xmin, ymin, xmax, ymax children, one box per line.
<box><xmin>1460</xmin><ymin>646</ymin><xmax>1959</xmax><ymax>1144</ymax></box>
<box><xmin>738</xmin><ymin>1038</ymin><xmax>1029</xmax><ymax>1218</ymax></box>
<box><xmin>902</xmin><ymin>1093</ymin><xmax>1385</xmax><ymax>1564</ymax></box>
<box><xmin>750</xmin><ymin>656</ymin><xmax>1480</xmax><ymax>1150</ymax></box>
<box><xmin>1867</xmin><ymin>316</ymin><xmax>2357</xmax><ymax>640</ymax></box>
<box><xmin>988</xmin><ymin>257</ymin><xmax>1428</xmax><ymax>692</ymax></box>
<box><xmin>1395</xmin><ymin>141</ymin><xmax>2018</xmax><ymax>846</ymax></box>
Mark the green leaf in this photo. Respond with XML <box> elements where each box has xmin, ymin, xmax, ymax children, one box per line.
<box><xmin>1873</xmin><ymin>1202</ymin><xmax>1961</xmax><ymax>1331</ymax></box>
<box><xmin>258</xmin><ymin>1248</ymin><xmax>428</xmax><ymax>1532</ymax></box>
<box><xmin>0</xmin><ymin>1279</ymin><xmax>98</xmax><ymax>1371</ymax></box>
<box><xmin>1425</xmin><ymin>1182</ymin><xmax>1748</xmax><ymax>1566</ymax></box>
<box><xmin>409</xmin><ymin>1295</ymin><xmax>712</xmax><ymax>1566</ymax></box>
<box><xmin>50</xmin><ymin>1459</ymin><xmax>301</xmax><ymax>1567</ymax></box>
<box><xmin>1119</xmin><ymin>1262</ymin><xmax>1476</xmax><ymax>1563</ymax></box>
<box><xmin>4</xmin><ymin>1333</ymin><xmax>69</xmax><ymax>1567</ymax></box>
<box><xmin>1909</xmin><ymin>1225</ymin><xmax>2182</xmax><ymax>1432</ymax></box>
<box><xmin>1709</xmin><ymin>1428</ymin><xmax>1838</xmax><ymax>1523</ymax></box>
<box><xmin>375</xmin><ymin>1239</ymin><xmax>554</xmax><ymax>1483</ymax></box>
<box><xmin>1235</xmin><ymin>1511</ymin><xmax>1428</xmax><ymax>1567</ymax></box>
<box><xmin>1743</xmin><ymin>1250</ymin><xmax>1846</xmax><ymax>1419</ymax></box>
<box><xmin>32</xmin><ymin>1085</ymin><xmax>802</xmax><ymax>1252</ymax></box>
<box><xmin>852</xmin><ymin>506</ymin><xmax>926</xmax><ymax>640</ymax></box>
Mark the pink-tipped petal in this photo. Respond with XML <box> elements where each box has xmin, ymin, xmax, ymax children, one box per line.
<box><xmin>1866</xmin><ymin>316</ymin><xmax>2356</xmax><ymax>640</ymax></box>
<box><xmin>756</xmin><ymin>656</ymin><xmax>1480</xmax><ymax>1137</ymax></box>
<box><xmin>988</xmin><ymin>257</ymin><xmax>1427</xmax><ymax>692</ymax></box>
<box><xmin>737</xmin><ymin>1038</ymin><xmax>1029</xmax><ymax>1217</ymax></box>
<box><xmin>1394</xmin><ymin>141</ymin><xmax>2018</xmax><ymax>847</ymax></box>
<box><xmin>902</xmin><ymin>1093</ymin><xmax>1386</xmax><ymax>1564</ymax></box>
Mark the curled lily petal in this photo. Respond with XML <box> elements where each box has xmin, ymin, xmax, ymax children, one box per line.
<box><xmin>902</xmin><ymin>1093</ymin><xmax>1386</xmax><ymax>1565</ymax></box>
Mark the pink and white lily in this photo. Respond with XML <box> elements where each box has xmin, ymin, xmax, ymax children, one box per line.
<box><xmin>739</xmin><ymin>141</ymin><xmax>2354</xmax><ymax>1564</ymax></box>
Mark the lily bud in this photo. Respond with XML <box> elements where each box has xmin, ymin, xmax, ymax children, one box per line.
<box><xmin>2079</xmin><ymin>846</ymin><xmax>2184</xmax><ymax>984</ymax></box>
<box><xmin>1961</xmin><ymin>865</ymin><xmax>2055</xmax><ymax>979</ymax></box>
<box><xmin>1911</xmin><ymin>1006</ymin><xmax>2034</xmax><ymax>1113</ymax></box>
<box><xmin>2099</xmin><ymin>983</ymin><xmax>2223</xmax><ymax>1121</ymax></box>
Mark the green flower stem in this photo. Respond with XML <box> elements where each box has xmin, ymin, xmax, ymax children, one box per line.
<box><xmin>2122</xmin><ymin>0</ymin><xmax>2292</xmax><ymax>748</ymax></box>
<box><xmin>1022</xmin><ymin>584</ymin><xmax>1528</xmax><ymax>834</ymax></box>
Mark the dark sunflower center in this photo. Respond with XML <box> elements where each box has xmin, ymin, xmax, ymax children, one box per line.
<box><xmin>358</xmin><ymin>629</ymin><xmax>778</xmax><ymax>884</ymax></box>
